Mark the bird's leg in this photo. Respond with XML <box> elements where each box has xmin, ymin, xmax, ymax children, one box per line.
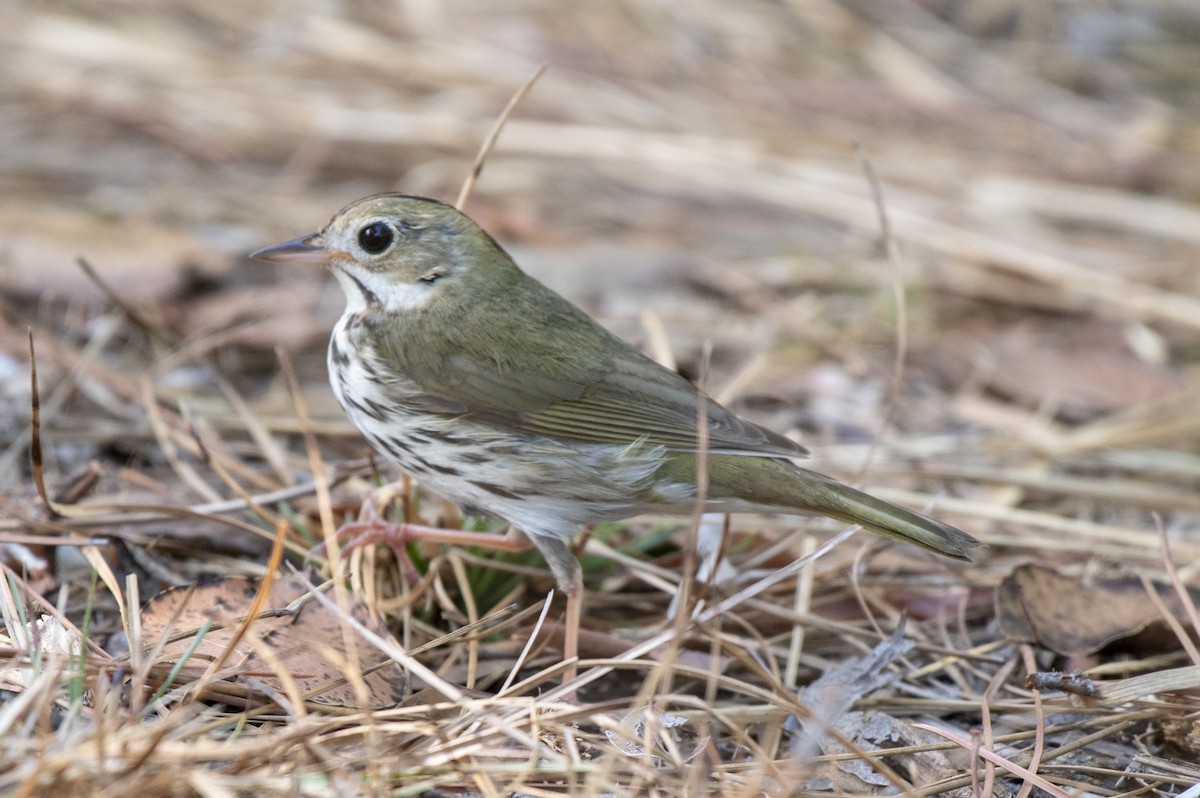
<box><xmin>311</xmin><ymin>494</ymin><xmax>533</xmax><ymax>582</ymax></box>
<box><xmin>529</xmin><ymin>535</ymin><xmax>583</xmax><ymax>686</ymax></box>
<box><xmin>563</xmin><ymin>579</ymin><xmax>581</xmax><ymax>687</ymax></box>
<box><xmin>317</xmin><ymin>502</ymin><xmax>584</xmax><ymax>685</ymax></box>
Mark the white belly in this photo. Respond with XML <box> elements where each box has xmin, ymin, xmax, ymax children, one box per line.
<box><xmin>326</xmin><ymin>319</ymin><xmax>692</xmax><ymax>541</ymax></box>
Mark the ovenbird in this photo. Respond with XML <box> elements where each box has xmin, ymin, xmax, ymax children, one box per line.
<box><xmin>253</xmin><ymin>194</ymin><xmax>979</xmax><ymax>620</ymax></box>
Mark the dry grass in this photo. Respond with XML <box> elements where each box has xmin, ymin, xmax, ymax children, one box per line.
<box><xmin>2</xmin><ymin>1</ymin><xmax>1200</xmax><ymax>795</ymax></box>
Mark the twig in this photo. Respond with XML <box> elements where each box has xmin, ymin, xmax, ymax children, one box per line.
<box><xmin>455</xmin><ymin>64</ymin><xmax>547</xmax><ymax>210</ymax></box>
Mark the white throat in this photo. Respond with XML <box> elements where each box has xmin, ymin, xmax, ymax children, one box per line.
<box><xmin>332</xmin><ymin>267</ymin><xmax>435</xmax><ymax>314</ymax></box>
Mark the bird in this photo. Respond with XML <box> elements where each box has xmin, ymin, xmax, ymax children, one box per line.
<box><xmin>252</xmin><ymin>193</ymin><xmax>981</xmax><ymax>681</ymax></box>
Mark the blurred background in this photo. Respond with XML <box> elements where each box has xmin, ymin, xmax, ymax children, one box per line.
<box><xmin>3</xmin><ymin>1</ymin><xmax>1200</xmax><ymax>789</ymax></box>
<box><xmin>2</xmin><ymin>0</ymin><xmax>1200</xmax><ymax>549</ymax></box>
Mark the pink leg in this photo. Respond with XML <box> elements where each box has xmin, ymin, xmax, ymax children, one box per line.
<box><xmin>314</xmin><ymin>501</ymin><xmax>584</xmax><ymax>687</ymax></box>
<box><xmin>526</xmin><ymin>534</ymin><xmax>583</xmax><ymax>687</ymax></box>
<box><xmin>310</xmin><ymin>500</ymin><xmax>532</xmax><ymax>581</ymax></box>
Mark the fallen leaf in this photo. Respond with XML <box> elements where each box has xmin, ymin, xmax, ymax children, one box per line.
<box><xmin>996</xmin><ymin>563</ymin><xmax>1198</xmax><ymax>656</ymax></box>
<box><xmin>140</xmin><ymin>573</ymin><xmax>407</xmax><ymax>708</ymax></box>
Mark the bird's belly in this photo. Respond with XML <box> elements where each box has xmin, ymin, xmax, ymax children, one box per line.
<box><xmin>327</xmin><ymin>332</ymin><xmax>686</xmax><ymax>539</ymax></box>
<box><xmin>346</xmin><ymin>407</ymin><xmax>665</xmax><ymax>539</ymax></box>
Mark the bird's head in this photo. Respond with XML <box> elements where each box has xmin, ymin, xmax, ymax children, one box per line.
<box><xmin>251</xmin><ymin>194</ymin><xmax>514</xmax><ymax>314</ymax></box>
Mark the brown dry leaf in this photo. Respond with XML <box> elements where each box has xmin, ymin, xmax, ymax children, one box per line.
<box><xmin>140</xmin><ymin>573</ymin><xmax>407</xmax><ymax>708</ymax></box>
<box><xmin>788</xmin><ymin>623</ymin><xmax>976</xmax><ymax>793</ymax></box>
<box><xmin>0</xmin><ymin>205</ymin><xmax>225</xmax><ymax>300</ymax></box>
<box><xmin>140</xmin><ymin>576</ymin><xmax>287</xmax><ymax>664</ymax></box>
<box><xmin>798</xmin><ymin>712</ymin><xmax>972</xmax><ymax>794</ymax></box>
<box><xmin>996</xmin><ymin>563</ymin><xmax>1197</xmax><ymax>656</ymax></box>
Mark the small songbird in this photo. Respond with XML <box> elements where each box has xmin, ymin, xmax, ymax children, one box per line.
<box><xmin>253</xmin><ymin>194</ymin><xmax>980</xmax><ymax>672</ymax></box>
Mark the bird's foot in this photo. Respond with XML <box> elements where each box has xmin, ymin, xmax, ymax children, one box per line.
<box><xmin>309</xmin><ymin>498</ymin><xmax>534</xmax><ymax>583</ymax></box>
<box><xmin>308</xmin><ymin>520</ymin><xmax>425</xmax><ymax>583</ymax></box>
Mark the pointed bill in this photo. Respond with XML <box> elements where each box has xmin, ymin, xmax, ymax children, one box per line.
<box><xmin>250</xmin><ymin>235</ymin><xmax>328</xmax><ymax>265</ymax></box>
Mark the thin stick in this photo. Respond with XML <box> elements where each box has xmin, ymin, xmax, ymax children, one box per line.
<box><xmin>783</xmin><ymin>536</ymin><xmax>816</xmax><ymax>689</ymax></box>
<box><xmin>277</xmin><ymin>348</ymin><xmax>340</xmax><ymax>574</ymax></box>
<box><xmin>1016</xmin><ymin>644</ymin><xmax>1048</xmax><ymax>798</ymax></box>
<box><xmin>1155</xmin><ymin>512</ymin><xmax>1200</xmax><ymax>661</ymax></box>
<box><xmin>855</xmin><ymin>145</ymin><xmax>907</xmax><ymax>483</ymax></box>
<box><xmin>914</xmin><ymin>723</ymin><xmax>1073</xmax><ymax>798</ymax></box>
<box><xmin>456</xmin><ymin>64</ymin><xmax>547</xmax><ymax>210</ymax></box>
<box><xmin>76</xmin><ymin>257</ymin><xmax>170</xmax><ymax>345</ymax></box>
<box><xmin>27</xmin><ymin>330</ymin><xmax>52</xmax><ymax>515</ymax></box>
<box><xmin>498</xmin><ymin>592</ymin><xmax>555</xmax><ymax>695</ymax></box>
<box><xmin>186</xmin><ymin>518</ymin><xmax>289</xmax><ymax>700</ymax></box>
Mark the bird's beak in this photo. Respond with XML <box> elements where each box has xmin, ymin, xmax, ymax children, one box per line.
<box><xmin>250</xmin><ymin>234</ymin><xmax>329</xmax><ymax>265</ymax></box>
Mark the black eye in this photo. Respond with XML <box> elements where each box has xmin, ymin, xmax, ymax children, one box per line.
<box><xmin>357</xmin><ymin>221</ymin><xmax>394</xmax><ymax>254</ymax></box>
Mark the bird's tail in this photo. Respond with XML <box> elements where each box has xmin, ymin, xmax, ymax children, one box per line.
<box><xmin>801</xmin><ymin>473</ymin><xmax>980</xmax><ymax>560</ymax></box>
<box><xmin>698</xmin><ymin>455</ymin><xmax>982</xmax><ymax>560</ymax></box>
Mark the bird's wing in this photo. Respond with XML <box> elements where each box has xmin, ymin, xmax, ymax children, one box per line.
<box><xmin>370</xmin><ymin>279</ymin><xmax>806</xmax><ymax>459</ymax></box>
<box><xmin>492</xmin><ymin>346</ymin><xmax>807</xmax><ymax>457</ymax></box>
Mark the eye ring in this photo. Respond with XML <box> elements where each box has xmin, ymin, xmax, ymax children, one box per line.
<box><xmin>357</xmin><ymin>221</ymin><xmax>394</xmax><ymax>254</ymax></box>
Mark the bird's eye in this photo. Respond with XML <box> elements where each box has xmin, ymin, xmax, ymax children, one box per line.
<box><xmin>357</xmin><ymin>222</ymin><xmax>394</xmax><ymax>254</ymax></box>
